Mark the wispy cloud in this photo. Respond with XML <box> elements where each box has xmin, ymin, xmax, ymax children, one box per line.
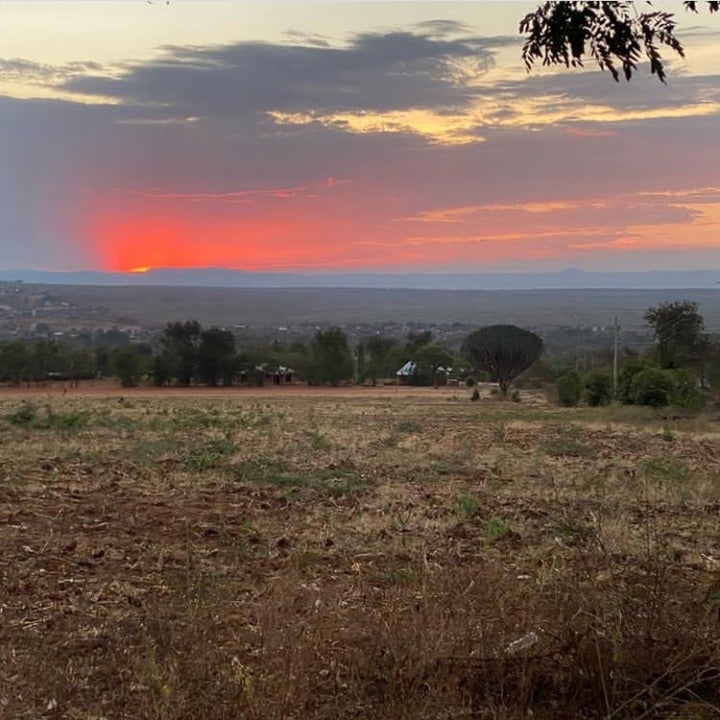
<box><xmin>131</xmin><ymin>185</ymin><xmax>309</xmax><ymax>203</ymax></box>
<box><xmin>128</xmin><ymin>176</ymin><xmax>348</xmax><ymax>203</ymax></box>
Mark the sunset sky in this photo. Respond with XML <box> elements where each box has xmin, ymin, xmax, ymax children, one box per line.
<box><xmin>2</xmin><ymin>1</ymin><xmax>720</xmax><ymax>274</ymax></box>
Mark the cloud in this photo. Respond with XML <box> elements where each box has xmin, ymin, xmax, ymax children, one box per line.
<box><xmin>128</xmin><ymin>177</ymin><xmax>346</xmax><ymax>203</ymax></box>
<box><xmin>62</xmin><ymin>31</ymin><xmax>506</xmax><ymax>118</ymax></box>
<box><xmin>3</xmin><ymin>23</ymin><xmax>720</xmax><ymax>273</ymax></box>
<box><xmin>0</xmin><ymin>58</ymin><xmax>105</xmax><ymax>85</ymax></box>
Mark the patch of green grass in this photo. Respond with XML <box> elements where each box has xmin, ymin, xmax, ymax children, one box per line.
<box><xmin>643</xmin><ymin>455</ymin><xmax>691</xmax><ymax>502</ymax></box>
<box><xmin>553</xmin><ymin>515</ymin><xmax>595</xmax><ymax>545</ymax></box>
<box><xmin>303</xmin><ymin>429</ymin><xmax>333</xmax><ymax>452</ymax></box>
<box><xmin>181</xmin><ymin>437</ymin><xmax>236</xmax><ymax>471</ymax></box>
<box><xmin>6</xmin><ymin>400</ymin><xmax>37</xmax><ymax>426</ymax></box>
<box><xmin>542</xmin><ymin>436</ymin><xmax>597</xmax><ymax>458</ymax></box>
<box><xmin>386</xmin><ymin>566</ymin><xmax>413</xmax><ymax>584</ymax></box>
<box><xmin>5</xmin><ymin>401</ymin><xmax>89</xmax><ymax>432</ymax></box>
<box><xmin>456</xmin><ymin>494</ymin><xmax>480</xmax><ymax>517</ymax></box>
<box><xmin>492</xmin><ymin>421</ymin><xmax>507</xmax><ymax>444</ymax></box>
<box><xmin>395</xmin><ymin>419</ymin><xmax>424</xmax><ymax>435</ymax></box>
<box><xmin>229</xmin><ymin>456</ymin><xmax>367</xmax><ymax>497</ymax></box>
<box><xmin>486</xmin><ymin>517</ymin><xmax>509</xmax><ymax>543</ymax></box>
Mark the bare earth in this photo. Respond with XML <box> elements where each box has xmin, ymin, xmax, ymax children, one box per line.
<box><xmin>1</xmin><ymin>385</ymin><xmax>719</xmax><ymax>719</ymax></box>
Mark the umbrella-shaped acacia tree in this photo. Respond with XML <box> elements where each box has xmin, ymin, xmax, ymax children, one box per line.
<box><xmin>462</xmin><ymin>325</ymin><xmax>543</xmax><ymax>397</ymax></box>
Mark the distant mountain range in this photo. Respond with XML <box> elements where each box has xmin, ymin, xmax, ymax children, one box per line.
<box><xmin>0</xmin><ymin>267</ymin><xmax>719</xmax><ymax>290</ymax></box>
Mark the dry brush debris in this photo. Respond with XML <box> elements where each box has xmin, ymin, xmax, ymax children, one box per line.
<box><xmin>1</xmin><ymin>387</ymin><xmax>720</xmax><ymax>718</ymax></box>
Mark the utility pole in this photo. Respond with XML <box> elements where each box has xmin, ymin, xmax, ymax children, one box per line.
<box><xmin>613</xmin><ymin>315</ymin><xmax>619</xmax><ymax>396</ymax></box>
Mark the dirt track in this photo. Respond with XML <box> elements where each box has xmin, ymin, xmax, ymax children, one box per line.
<box><xmin>0</xmin><ymin>380</ymin><xmax>471</xmax><ymax>401</ymax></box>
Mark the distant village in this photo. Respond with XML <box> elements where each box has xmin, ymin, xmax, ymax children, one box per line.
<box><xmin>0</xmin><ymin>280</ymin><xmax>654</xmax><ymax>365</ymax></box>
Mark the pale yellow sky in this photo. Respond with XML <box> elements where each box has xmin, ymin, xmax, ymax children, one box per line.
<box><xmin>0</xmin><ymin>1</ymin><xmax>530</xmax><ymax>64</ymax></box>
<box><xmin>2</xmin><ymin>1</ymin><xmax>717</xmax><ymax>101</ymax></box>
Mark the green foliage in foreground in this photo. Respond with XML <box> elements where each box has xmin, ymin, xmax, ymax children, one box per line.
<box><xmin>556</xmin><ymin>369</ymin><xmax>582</xmax><ymax>407</ymax></box>
<box><xmin>584</xmin><ymin>370</ymin><xmax>613</xmax><ymax>407</ymax></box>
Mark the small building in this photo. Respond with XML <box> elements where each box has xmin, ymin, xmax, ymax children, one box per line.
<box><xmin>396</xmin><ymin>361</ymin><xmax>452</xmax><ymax>387</ymax></box>
<box><xmin>395</xmin><ymin>361</ymin><xmax>417</xmax><ymax>385</ymax></box>
<box><xmin>253</xmin><ymin>363</ymin><xmax>297</xmax><ymax>385</ymax></box>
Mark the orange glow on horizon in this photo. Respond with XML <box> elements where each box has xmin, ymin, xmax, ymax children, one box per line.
<box><xmin>84</xmin><ymin>208</ymin><xmax>395</xmax><ymax>272</ymax></box>
<box><xmin>81</xmin><ymin>186</ymin><xmax>720</xmax><ymax>273</ymax></box>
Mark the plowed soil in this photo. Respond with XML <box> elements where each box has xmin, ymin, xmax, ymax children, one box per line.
<box><xmin>2</xmin><ymin>387</ymin><xmax>720</xmax><ymax>719</ymax></box>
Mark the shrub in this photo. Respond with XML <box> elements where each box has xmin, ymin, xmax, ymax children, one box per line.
<box><xmin>617</xmin><ymin>358</ymin><xmax>648</xmax><ymax>404</ymax></box>
<box><xmin>630</xmin><ymin>367</ymin><xmax>677</xmax><ymax>407</ymax></box>
<box><xmin>464</xmin><ymin>376</ymin><xmax>476</xmax><ymax>387</ymax></box>
<box><xmin>470</xmin><ymin>387</ymin><xmax>480</xmax><ymax>402</ymax></box>
<box><xmin>556</xmin><ymin>369</ymin><xmax>583</xmax><ymax>406</ymax></box>
<box><xmin>7</xmin><ymin>401</ymin><xmax>37</xmax><ymax>425</ymax></box>
<box><xmin>584</xmin><ymin>370</ymin><xmax>613</xmax><ymax>407</ymax></box>
<box><xmin>671</xmin><ymin>368</ymin><xmax>702</xmax><ymax>409</ymax></box>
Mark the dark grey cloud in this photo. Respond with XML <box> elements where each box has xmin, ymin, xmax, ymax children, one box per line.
<box><xmin>491</xmin><ymin>64</ymin><xmax>720</xmax><ymax>114</ymax></box>
<box><xmin>51</xmin><ymin>27</ymin><xmax>720</xmax><ymax>144</ymax></box>
<box><xmin>62</xmin><ymin>30</ymin><xmax>509</xmax><ymax>117</ymax></box>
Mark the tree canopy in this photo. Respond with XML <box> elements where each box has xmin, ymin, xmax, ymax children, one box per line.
<box><xmin>644</xmin><ymin>300</ymin><xmax>706</xmax><ymax>369</ymax></box>
<box><xmin>462</xmin><ymin>325</ymin><xmax>544</xmax><ymax>396</ymax></box>
<box><xmin>520</xmin><ymin>1</ymin><xmax>719</xmax><ymax>83</ymax></box>
<box><xmin>310</xmin><ymin>327</ymin><xmax>354</xmax><ymax>387</ymax></box>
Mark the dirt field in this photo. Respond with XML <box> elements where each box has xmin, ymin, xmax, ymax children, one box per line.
<box><xmin>2</xmin><ymin>386</ymin><xmax>720</xmax><ymax>719</ymax></box>
<box><xmin>0</xmin><ymin>380</ymin><xmax>492</xmax><ymax>401</ymax></box>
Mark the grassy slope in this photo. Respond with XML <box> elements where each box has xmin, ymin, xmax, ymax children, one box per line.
<box><xmin>1</xmin><ymin>388</ymin><xmax>720</xmax><ymax>718</ymax></box>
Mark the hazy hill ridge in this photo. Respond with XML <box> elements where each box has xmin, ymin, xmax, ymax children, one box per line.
<box><xmin>1</xmin><ymin>267</ymin><xmax>719</xmax><ymax>290</ymax></box>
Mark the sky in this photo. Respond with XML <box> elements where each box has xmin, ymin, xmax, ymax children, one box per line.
<box><xmin>1</xmin><ymin>0</ymin><xmax>720</xmax><ymax>275</ymax></box>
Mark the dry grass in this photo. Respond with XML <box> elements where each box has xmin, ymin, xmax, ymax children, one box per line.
<box><xmin>2</xmin><ymin>387</ymin><xmax>720</xmax><ymax>719</ymax></box>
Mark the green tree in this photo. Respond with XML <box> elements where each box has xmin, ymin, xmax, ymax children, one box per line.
<box><xmin>584</xmin><ymin>370</ymin><xmax>613</xmax><ymax>407</ymax></box>
<box><xmin>197</xmin><ymin>327</ymin><xmax>237</xmax><ymax>386</ymax></box>
<box><xmin>404</xmin><ymin>331</ymin><xmax>434</xmax><ymax>355</ymax></box>
<box><xmin>0</xmin><ymin>341</ymin><xmax>30</xmax><ymax>385</ymax></box>
<box><xmin>520</xmin><ymin>2</ymin><xmax>719</xmax><ymax>83</ymax></box>
<box><xmin>462</xmin><ymin>325</ymin><xmax>544</xmax><ymax>397</ymax></box>
<box><xmin>161</xmin><ymin>319</ymin><xmax>201</xmax><ymax>386</ymax></box>
<box><xmin>413</xmin><ymin>342</ymin><xmax>454</xmax><ymax>387</ymax></box>
<box><xmin>111</xmin><ymin>347</ymin><xmax>143</xmax><ymax>388</ymax></box>
<box><xmin>61</xmin><ymin>345</ymin><xmax>95</xmax><ymax>386</ymax></box>
<box><xmin>150</xmin><ymin>352</ymin><xmax>172</xmax><ymax>387</ymax></box>
<box><xmin>671</xmin><ymin>367</ymin><xmax>702</xmax><ymax>409</ymax></box>
<box><xmin>644</xmin><ymin>301</ymin><xmax>705</xmax><ymax>369</ymax></box>
<box><xmin>630</xmin><ymin>367</ymin><xmax>677</xmax><ymax>407</ymax></box>
<box><xmin>310</xmin><ymin>327</ymin><xmax>353</xmax><ymax>386</ymax></box>
<box><xmin>28</xmin><ymin>339</ymin><xmax>61</xmax><ymax>383</ymax></box>
<box><xmin>618</xmin><ymin>357</ymin><xmax>649</xmax><ymax>404</ymax></box>
<box><xmin>707</xmin><ymin>342</ymin><xmax>720</xmax><ymax>393</ymax></box>
<box><xmin>359</xmin><ymin>335</ymin><xmax>398</xmax><ymax>385</ymax></box>
<box><xmin>94</xmin><ymin>345</ymin><xmax>110</xmax><ymax>379</ymax></box>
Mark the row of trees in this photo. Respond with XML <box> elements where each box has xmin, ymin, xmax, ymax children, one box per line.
<box><xmin>1</xmin><ymin>302</ymin><xmax>716</xmax><ymax>406</ymax></box>
<box><xmin>555</xmin><ymin>301</ymin><xmax>720</xmax><ymax>408</ymax></box>
<box><xmin>0</xmin><ymin>321</ymin><xmax>457</xmax><ymax>389</ymax></box>
<box><xmin>0</xmin><ymin>318</ymin><xmax>541</xmax><ymax>392</ymax></box>
<box><xmin>0</xmin><ymin>322</ymin><xmax>354</xmax><ymax>389</ymax></box>
<box><xmin>0</xmin><ymin>338</ymin><xmax>129</xmax><ymax>387</ymax></box>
